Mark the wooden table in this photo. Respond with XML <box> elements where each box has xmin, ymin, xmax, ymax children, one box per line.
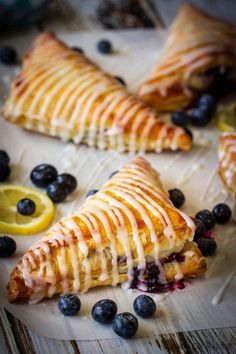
<box><xmin>0</xmin><ymin>1</ymin><xmax>236</xmax><ymax>353</ymax></box>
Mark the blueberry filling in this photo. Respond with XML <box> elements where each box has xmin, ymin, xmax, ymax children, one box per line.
<box><xmin>129</xmin><ymin>265</ymin><xmax>185</xmax><ymax>293</ymax></box>
<box><xmin>118</xmin><ymin>253</ymin><xmax>186</xmax><ymax>294</ymax></box>
<box><xmin>163</xmin><ymin>252</ymin><xmax>185</xmax><ymax>263</ymax></box>
<box><xmin>118</xmin><ymin>252</ymin><xmax>185</xmax><ymax>265</ymax></box>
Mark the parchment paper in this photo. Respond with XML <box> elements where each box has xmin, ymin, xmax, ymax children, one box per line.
<box><xmin>0</xmin><ymin>30</ymin><xmax>235</xmax><ymax>340</ymax></box>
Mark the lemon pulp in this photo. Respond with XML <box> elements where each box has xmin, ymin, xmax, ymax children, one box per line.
<box><xmin>216</xmin><ymin>103</ymin><xmax>236</xmax><ymax>132</ymax></box>
<box><xmin>0</xmin><ymin>184</ymin><xmax>55</xmax><ymax>235</ymax></box>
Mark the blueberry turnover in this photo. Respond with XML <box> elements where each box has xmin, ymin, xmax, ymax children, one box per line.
<box><xmin>3</xmin><ymin>33</ymin><xmax>192</xmax><ymax>153</ymax></box>
<box><xmin>7</xmin><ymin>157</ymin><xmax>206</xmax><ymax>303</ymax></box>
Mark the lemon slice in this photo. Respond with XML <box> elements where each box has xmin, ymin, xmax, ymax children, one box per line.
<box><xmin>216</xmin><ymin>103</ymin><xmax>236</xmax><ymax>132</ymax></box>
<box><xmin>0</xmin><ymin>184</ymin><xmax>55</xmax><ymax>235</ymax></box>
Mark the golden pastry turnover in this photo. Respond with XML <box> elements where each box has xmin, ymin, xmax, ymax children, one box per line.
<box><xmin>219</xmin><ymin>132</ymin><xmax>236</xmax><ymax>194</ymax></box>
<box><xmin>7</xmin><ymin>156</ymin><xmax>206</xmax><ymax>303</ymax></box>
<box><xmin>2</xmin><ymin>33</ymin><xmax>191</xmax><ymax>153</ymax></box>
<box><xmin>138</xmin><ymin>4</ymin><xmax>236</xmax><ymax>112</ymax></box>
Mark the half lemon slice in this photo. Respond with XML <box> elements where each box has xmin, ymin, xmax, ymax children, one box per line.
<box><xmin>216</xmin><ymin>103</ymin><xmax>236</xmax><ymax>132</ymax></box>
<box><xmin>0</xmin><ymin>184</ymin><xmax>55</xmax><ymax>235</ymax></box>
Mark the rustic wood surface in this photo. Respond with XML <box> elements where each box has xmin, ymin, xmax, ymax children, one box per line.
<box><xmin>1</xmin><ymin>1</ymin><xmax>236</xmax><ymax>353</ymax></box>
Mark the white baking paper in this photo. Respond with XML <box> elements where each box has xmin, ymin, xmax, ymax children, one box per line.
<box><xmin>0</xmin><ymin>30</ymin><xmax>235</xmax><ymax>340</ymax></box>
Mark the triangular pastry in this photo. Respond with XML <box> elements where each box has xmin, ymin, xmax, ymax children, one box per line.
<box><xmin>138</xmin><ymin>4</ymin><xmax>236</xmax><ymax>111</ymax></box>
<box><xmin>2</xmin><ymin>33</ymin><xmax>191</xmax><ymax>152</ymax></box>
<box><xmin>7</xmin><ymin>156</ymin><xmax>206</xmax><ymax>303</ymax></box>
<box><xmin>219</xmin><ymin>132</ymin><xmax>236</xmax><ymax>195</ymax></box>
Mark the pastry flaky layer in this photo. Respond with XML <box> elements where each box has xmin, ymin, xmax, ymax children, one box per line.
<box><xmin>219</xmin><ymin>132</ymin><xmax>236</xmax><ymax>195</ymax></box>
<box><xmin>7</xmin><ymin>156</ymin><xmax>206</xmax><ymax>303</ymax></box>
<box><xmin>2</xmin><ymin>33</ymin><xmax>191</xmax><ymax>153</ymax></box>
<box><xmin>138</xmin><ymin>4</ymin><xmax>236</xmax><ymax>112</ymax></box>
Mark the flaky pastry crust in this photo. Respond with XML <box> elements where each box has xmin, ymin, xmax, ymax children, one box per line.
<box><xmin>219</xmin><ymin>132</ymin><xmax>236</xmax><ymax>195</ymax></box>
<box><xmin>7</xmin><ymin>157</ymin><xmax>206</xmax><ymax>303</ymax></box>
<box><xmin>138</xmin><ymin>4</ymin><xmax>236</xmax><ymax>111</ymax></box>
<box><xmin>2</xmin><ymin>33</ymin><xmax>191</xmax><ymax>152</ymax></box>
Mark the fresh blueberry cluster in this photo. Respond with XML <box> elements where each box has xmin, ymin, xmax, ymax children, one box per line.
<box><xmin>58</xmin><ymin>294</ymin><xmax>158</xmax><ymax>339</ymax></box>
<box><xmin>30</xmin><ymin>164</ymin><xmax>77</xmax><ymax>203</ymax></box>
<box><xmin>194</xmin><ymin>203</ymin><xmax>232</xmax><ymax>256</ymax></box>
<box><xmin>17</xmin><ymin>198</ymin><xmax>36</xmax><ymax>216</ymax></box>
<box><xmin>133</xmin><ymin>295</ymin><xmax>156</xmax><ymax>318</ymax></box>
<box><xmin>0</xmin><ymin>235</ymin><xmax>16</xmax><ymax>258</ymax></box>
<box><xmin>97</xmin><ymin>39</ymin><xmax>113</xmax><ymax>54</ymax></box>
<box><xmin>168</xmin><ymin>188</ymin><xmax>185</xmax><ymax>208</ymax></box>
<box><xmin>166</xmin><ymin>183</ymin><xmax>232</xmax><ymax>258</ymax></box>
<box><xmin>0</xmin><ymin>150</ymin><xmax>11</xmax><ymax>182</ymax></box>
<box><xmin>58</xmin><ymin>294</ymin><xmax>81</xmax><ymax>316</ymax></box>
<box><xmin>92</xmin><ymin>299</ymin><xmax>117</xmax><ymax>324</ymax></box>
<box><xmin>0</xmin><ymin>46</ymin><xmax>17</xmax><ymax>65</ymax></box>
<box><xmin>171</xmin><ymin>93</ymin><xmax>216</xmax><ymax>129</ymax></box>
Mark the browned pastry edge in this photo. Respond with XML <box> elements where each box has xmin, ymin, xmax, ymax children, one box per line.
<box><xmin>7</xmin><ymin>241</ymin><xmax>206</xmax><ymax>303</ymax></box>
<box><xmin>2</xmin><ymin>32</ymin><xmax>192</xmax><ymax>152</ymax></box>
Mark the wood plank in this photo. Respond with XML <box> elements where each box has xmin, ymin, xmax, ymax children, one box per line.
<box><xmin>0</xmin><ymin>308</ymin><xmax>20</xmax><ymax>354</ymax></box>
<box><xmin>1</xmin><ymin>305</ymin><xmax>236</xmax><ymax>354</ymax></box>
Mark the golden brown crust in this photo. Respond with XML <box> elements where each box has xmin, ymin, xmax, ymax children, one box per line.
<box><xmin>8</xmin><ymin>241</ymin><xmax>206</xmax><ymax>303</ymax></box>
<box><xmin>2</xmin><ymin>32</ymin><xmax>191</xmax><ymax>152</ymax></box>
<box><xmin>219</xmin><ymin>133</ymin><xmax>236</xmax><ymax>195</ymax></box>
<box><xmin>7</xmin><ymin>157</ymin><xmax>206</xmax><ymax>303</ymax></box>
<box><xmin>138</xmin><ymin>4</ymin><xmax>236</xmax><ymax>112</ymax></box>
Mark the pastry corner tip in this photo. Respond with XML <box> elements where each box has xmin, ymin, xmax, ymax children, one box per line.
<box><xmin>7</xmin><ymin>269</ymin><xmax>30</xmax><ymax>304</ymax></box>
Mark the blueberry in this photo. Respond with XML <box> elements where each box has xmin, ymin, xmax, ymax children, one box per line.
<box><xmin>17</xmin><ymin>198</ymin><xmax>36</xmax><ymax>216</ymax></box>
<box><xmin>212</xmin><ymin>203</ymin><xmax>232</xmax><ymax>224</ymax></box>
<box><xmin>171</xmin><ymin>110</ymin><xmax>189</xmax><ymax>127</ymax></box>
<box><xmin>0</xmin><ymin>150</ymin><xmax>10</xmax><ymax>165</ymax></box>
<box><xmin>97</xmin><ymin>39</ymin><xmax>112</xmax><ymax>54</ymax></box>
<box><xmin>47</xmin><ymin>182</ymin><xmax>68</xmax><ymax>203</ymax></box>
<box><xmin>112</xmin><ymin>312</ymin><xmax>138</xmax><ymax>339</ymax></box>
<box><xmin>92</xmin><ymin>299</ymin><xmax>117</xmax><ymax>324</ymax></box>
<box><xmin>109</xmin><ymin>170</ymin><xmax>118</xmax><ymax>179</ymax></box>
<box><xmin>196</xmin><ymin>238</ymin><xmax>217</xmax><ymax>257</ymax></box>
<box><xmin>133</xmin><ymin>295</ymin><xmax>156</xmax><ymax>318</ymax></box>
<box><xmin>0</xmin><ymin>46</ymin><xmax>17</xmax><ymax>65</ymax></box>
<box><xmin>30</xmin><ymin>164</ymin><xmax>58</xmax><ymax>188</ymax></box>
<box><xmin>0</xmin><ymin>164</ymin><xmax>11</xmax><ymax>182</ymax></box>
<box><xmin>190</xmin><ymin>107</ymin><xmax>211</xmax><ymax>127</ymax></box>
<box><xmin>72</xmin><ymin>46</ymin><xmax>84</xmax><ymax>54</ymax></box>
<box><xmin>198</xmin><ymin>94</ymin><xmax>216</xmax><ymax>115</ymax></box>
<box><xmin>184</xmin><ymin>127</ymin><xmax>193</xmax><ymax>141</ymax></box>
<box><xmin>56</xmin><ymin>173</ymin><xmax>77</xmax><ymax>194</ymax></box>
<box><xmin>168</xmin><ymin>188</ymin><xmax>185</xmax><ymax>208</ymax></box>
<box><xmin>58</xmin><ymin>294</ymin><xmax>81</xmax><ymax>316</ymax></box>
<box><xmin>0</xmin><ymin>236</ymin><xmax>16</xmax><ymax>258</ymax></box>
<box><xmin>195</xmin><ymin>209</ymin><xmax>216</xmax><ymax>230</ymax></box>
<box><xmin>194</xmin><ymin>219</ymin><xmax>207</xmax><ymax>241</ymax></box>
<box><xmin>114</xmin><ymin>76</ymin><xmax>126</xmax><ymax>86</ymax></box>
<box><xmin>86</xmin><ymin>189</ymin><xmax>98</xmax><ymax>198</ymax></box>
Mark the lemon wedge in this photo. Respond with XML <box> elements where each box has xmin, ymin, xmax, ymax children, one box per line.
<box><xmin>0</xmin><ymin>184</ymin><xmax>55</xmax><ymax>235</ymax></box>
<box><xmin>216</xmin><ymin>103</ymin><xmax>236</xmax><ymax>132</ymax></box>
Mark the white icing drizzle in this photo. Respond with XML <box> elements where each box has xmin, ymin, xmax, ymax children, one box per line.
<box><xmin>219</xmin><ymin>133</ymin><xmax>236</xmax><ymax>194</ymax></box>
<box><xmin>177</xmin><ymin>147</ymin><xmax>205</xmax><ymax>185</ymax></box>
<box><xmin>200</xmin><ymin>167</ymin><xmax>218</xmax><ymax>202</ymax></box>
<box><xmin>138</xmin><ymin>9</ymin><xmax>236</xmax><ymax>99</ymax></box>
<box><xmin>173</xmin><ymin>261</ymin><xmax>184</xmax><ymax>281</ymax></box>
<box><xmin>4</xmin><ymin>35</ymin><xmax>187</xmax><ymax>153</ymax></box>
<box><xmin>15</xmin><ymin>157</ymin><xmax>195</xmax><ymax>301</ymax></box>
<box><xmin>212</xmin><ymin>270</ymin><xmax>235</xmax><ymax>305</ymax></box>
